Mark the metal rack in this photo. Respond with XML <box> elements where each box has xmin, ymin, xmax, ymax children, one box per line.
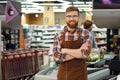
<box><xmin>1</xmin><ymin>48</ymin><xmax>49</xmax><ymax>80</ymax></box>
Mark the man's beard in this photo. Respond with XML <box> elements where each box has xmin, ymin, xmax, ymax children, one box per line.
<box><xmin>67</xmin><ymin>21</ymin><xmax>78</xmax><ymax>29</ymax></box>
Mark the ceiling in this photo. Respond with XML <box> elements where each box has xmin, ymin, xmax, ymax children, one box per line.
<box><xmin>1</xmin><ymin>0</ymin><xmax>120</xmax><ymax>28</ymax></box>
<box><xmin>0</xmin><ymin>0</ymin><xmax>93</xmax><ymax>14</ymax></box>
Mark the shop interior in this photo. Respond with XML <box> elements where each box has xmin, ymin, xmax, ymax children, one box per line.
<box><xmin>0</xmin><ymin>0</ymin><xmax>120</xmax><ymax>80</ymax></box>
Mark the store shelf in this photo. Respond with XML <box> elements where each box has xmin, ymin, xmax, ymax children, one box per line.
<box><xmin>24</xmin><ymin>25</ymin><xmax>61</xmax><ymax>48</ymax></box>
<box><xmin>93</xmin><ymin>27</ymin><xmax>107</xmax><ymax>49</ymax></box>
<box><xmin>42</xmin><ymin>31</ymin><xmax>56</xmax><ymax>35</ymax></box>
<box><xmin>96</xmin><ymin>42</ymin><xmax>107</xmax><ymax>45</ymax></box>
<box><xmin>95</xmin><ymin>36</ymin><xmax>106</xmax><ymax>38</ymax></box>
<box><xmin>42</xmin><ymin>40</ymin><xmax>53</xmax><ymax>43</ymax></box>
<box><xmin>42</xmin><ymin>36</ymin><xmax>54</xmax><ymax>39</ymax></box>
<box><xmin>93</xmin><ymin>28</ymin><xmax>107</xmax><ymax>32</ymax></box>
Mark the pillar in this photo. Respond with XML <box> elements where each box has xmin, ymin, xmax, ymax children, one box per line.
<box><xmin>19</xmin><ymin>27</ymin><xmax>25</xmax><ymax>49</ymax></box>
<box><xmin>43</xmin><ymin>6</ymin><xmax>55</xmax><ymax>26</ymax></box>
<box><xmin>85</xmin><ymin>11</ymin><xmax>92</xmax><ymax>20</ymax></box>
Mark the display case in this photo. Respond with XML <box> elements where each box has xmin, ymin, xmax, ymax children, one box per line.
<box><xmin>92</xmin><ymin>28</ymin><xmax>107</xmax><ymax>49</ymax></box>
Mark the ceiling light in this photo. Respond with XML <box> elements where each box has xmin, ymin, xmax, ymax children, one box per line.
<box><xmin>35</xmin><ymin>14</ymin><xmax>38</xmax><ymax>17</ymax></box>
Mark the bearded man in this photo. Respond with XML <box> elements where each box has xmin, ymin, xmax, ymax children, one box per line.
<box><xmin>53</xmin><ymin>6</ymin><xmax>92</xmax><ymax>80</ymax></box>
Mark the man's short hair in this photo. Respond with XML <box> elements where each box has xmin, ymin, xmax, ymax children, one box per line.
<box><xmin>66</xmin><ymin>6</ymin><xmax>79</xmax><ymax>15</ymax></box>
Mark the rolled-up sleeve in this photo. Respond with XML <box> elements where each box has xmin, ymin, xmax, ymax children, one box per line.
<box><xmin>53</xmin><ymin>33</ymin><xmax>66</xmax><ymax>62</ymax></box>
<box><xmin>80</xmin><ymin>30</ymin><xmax>92</xmax><ymax>58</ymax></box>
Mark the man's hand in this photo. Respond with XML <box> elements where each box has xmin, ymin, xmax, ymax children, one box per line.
<box><xmin>65</xmin><ymin>55</ymin><xmax>74</xmax><ymax>61</ymax></box>
<box><xmin>80</xmin><ymin>43</ymin><xmax>91</xmax><ymax>53</ymax></box>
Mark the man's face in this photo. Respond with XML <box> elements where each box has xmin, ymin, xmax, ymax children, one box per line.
<box><xmin>66</xmin><ymin>11</ymin><xmax>79</xmax><ymax>28</ymax></box>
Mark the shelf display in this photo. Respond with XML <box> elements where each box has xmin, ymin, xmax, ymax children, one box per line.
<box><xmin>10</xmin><ymin>29</ymin><xmax>19</xmax><ymax>48</ymax></box>
<box><xmin>92</xmin><ymin>28</ymin><xmax>107</xmax><ymax>49</ymax></box>
<box><xmin>41</xmin><ymin>28</ymin><xmax>57</xmax><ymax>48</ymax></box>
<box><xmin>24</xmin><ymin>25</ymin><xmax>62</xmax><ymax>48</ymax></box>
<box><xmin>2</xmin><ymin>29</ymin><xmax>19</xmax><ymax>50</ymax></box>
<box><xmin>87</xmin><ymin>48</ymin><xmax>100</xmax><ymax>62</ymax></box>
<box><xmin>1</xmin><ymin>35</ymin><xmax>4</xmax><ymax>51</ymax></box>
<box><xmin>87</xmin><ymin>27</ymin><xmax>107</xmax><ymax>61</ymax></box>
<box><xmin>107</xmin><ymin>29</ymin><xmax>120</xmax><ymax>53</ymax></box>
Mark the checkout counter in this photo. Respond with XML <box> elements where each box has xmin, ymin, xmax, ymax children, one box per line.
<box><xmin>34</xmin><ymin>66</ymin><xmax>110</xmax><ymax>80</ymax></box>
<box><xmin>34</xmin><ymin>51</ymin><xmax>117</xmax><ymax>80</ymax></box>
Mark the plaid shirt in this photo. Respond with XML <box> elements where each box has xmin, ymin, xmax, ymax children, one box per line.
<box><xmin>53</xmin><ymin>27</ymin><xmax>92</xmax><ymax>62</ymax></box>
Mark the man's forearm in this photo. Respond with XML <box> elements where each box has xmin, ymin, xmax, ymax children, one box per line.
<box><xmin>62</xmin><ymin>48</ymin><xmax>83</xmax><ymax>59</ymax></box>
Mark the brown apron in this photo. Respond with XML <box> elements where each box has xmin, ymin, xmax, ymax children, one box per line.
<box><xmin>57</xmin><ymin>29</ymin><xmax>87</xmax><ymax>80</ymax></box>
